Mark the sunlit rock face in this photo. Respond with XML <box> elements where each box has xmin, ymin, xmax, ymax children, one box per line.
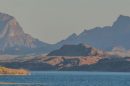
<box><xmin>0</xmin><ymin>12</ymin><xmax>50</xmax><ymax>54</ymax></box>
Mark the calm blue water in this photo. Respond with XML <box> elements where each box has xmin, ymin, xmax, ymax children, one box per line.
<box><xmin>0</xmin><ymin>71</ymin><xmax>130</xmax><ymax>86</ymax></box>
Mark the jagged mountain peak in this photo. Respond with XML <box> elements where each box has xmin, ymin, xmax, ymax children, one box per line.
<box><xmin>0</xmin><ymin>12</ymin><xmax>51</xmax><ymax>54</ymax></box>
<box><xmin>0</xmin><ymin>12</ymin><xmax>14</xmax><ymax>21</ymax></box>
<box><xmin>113</xmin><ymin>15</ymin><xmax>130</xmax><ymax>28</ymax></box>
<box><xmin>55</xmin><ymin>15</ymin><xmax>130</xmax><ymax>51</ymax></box>
<box><xmin>118</xmin><ymin>15</ymin><xmax>130</xmax><ymax>20</ymax></box>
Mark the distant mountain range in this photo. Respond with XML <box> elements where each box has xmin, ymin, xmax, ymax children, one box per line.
<box><xmin>56</xmin><ymin>15</ymin><xmax>130</xmax><ymax>51</ymax></box>
<box><xmin>0</xmin><ymin>12</ymin><xmax>130</xmax><ymax>54</ymax></box>
<box><xmin>1</xmin><ymin>12</ymin><xmax>130</xmax><ymax>72</ymax></box>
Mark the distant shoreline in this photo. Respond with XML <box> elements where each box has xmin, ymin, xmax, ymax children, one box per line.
<box><xmin>0</xmin><ymin>73</ymin><xmax>30</xmax><ymax>76</ymax></box>
<box><xmin>0</xmin><ymin>82</ymin><xmax>16</xmax><ymax>85</ymax></box>
<box><xmin>0</xmin><ymin>66</ymin><xmax>30</xmax><ymax>75</ymax></box>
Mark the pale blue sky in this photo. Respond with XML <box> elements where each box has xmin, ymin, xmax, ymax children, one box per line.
<box><xmin>0</xmin><ymin>0</ymin><xmax>130</xmax><ymax>43</ymax></box>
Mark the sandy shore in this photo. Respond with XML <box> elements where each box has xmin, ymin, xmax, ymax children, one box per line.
<box><xmin>0</xmin><ymin>66</ymin><xmax>30</xmax><ymax>75</ymax></box>
<box><xmin>0</xmin><ymin>82</ymin><xmax>16</xmax><ymax>84</ymax></box>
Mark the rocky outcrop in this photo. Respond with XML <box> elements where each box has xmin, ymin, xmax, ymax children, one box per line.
<box><xmin>0</xmin><ymin>54</ymin><xmax>130</xmax><ymax>72</ymax></box>
<box><xmin>0</xmin><ymin>45</ymin><xmax>103</xmax><ymax>71</ymax></box>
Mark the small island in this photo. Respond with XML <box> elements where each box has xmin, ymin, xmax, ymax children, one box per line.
<box><xmin>0</xmin><ymin>66</ymin><xmax>30</xmax><ymax>75</ymax></box>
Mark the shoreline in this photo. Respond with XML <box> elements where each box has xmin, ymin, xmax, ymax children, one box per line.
<box><xmin>0</xmin><ymin>66</ymin><xmax>30</xmax><ymax>75</ymax></box>
<box><xmin>0</xmin><ymin>73</ymin><xmax>31</xmax><ymax>76</ymax></box>
<box><xmin>0</xmin><ymin>82</ymin><xmax>16</xmax><ymax>85</ymax></box>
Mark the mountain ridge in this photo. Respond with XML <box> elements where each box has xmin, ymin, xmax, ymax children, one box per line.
<box><xmin>0</xmin><ymin>12</ymin><xmax>130</xmax><ymax>54</ymax></box>
<box><xmin>56</xmin><ymin>15</ymin><xmax>130</xmax><ymax>51</ymax></box>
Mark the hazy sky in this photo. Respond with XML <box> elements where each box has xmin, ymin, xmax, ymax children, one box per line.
<box><xmin>0</xmin><ymin>0</ymin><xmax>130</xmax><ymax>43</ymax></box>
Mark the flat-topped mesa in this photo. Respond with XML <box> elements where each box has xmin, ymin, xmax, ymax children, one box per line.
<box><xmin>0</xmin><ymin>66</ymin><xmax>30</xmax><ymax>75</ymax></box>
<box><xmin>47</xmin><ymin>44</ymin><xmax>98</xmax><ymax>56</ymax></box>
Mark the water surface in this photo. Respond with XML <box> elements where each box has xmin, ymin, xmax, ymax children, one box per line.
<box><xmin>0</xmin><ymin>71</ymin><xmax>130</xmax><ymax>86</ymax></box>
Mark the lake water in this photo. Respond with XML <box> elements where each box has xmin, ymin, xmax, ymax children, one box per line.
<box><xmin>0</xmin><ymin>71</ymin><xmax>130</xmax><ymax>86</ymax></box>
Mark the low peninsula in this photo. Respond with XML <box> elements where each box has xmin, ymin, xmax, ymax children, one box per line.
<box><xmin>0</xmin><ymin>66</ymin><xmax>30</xmax><ymax>75</ymax></box>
